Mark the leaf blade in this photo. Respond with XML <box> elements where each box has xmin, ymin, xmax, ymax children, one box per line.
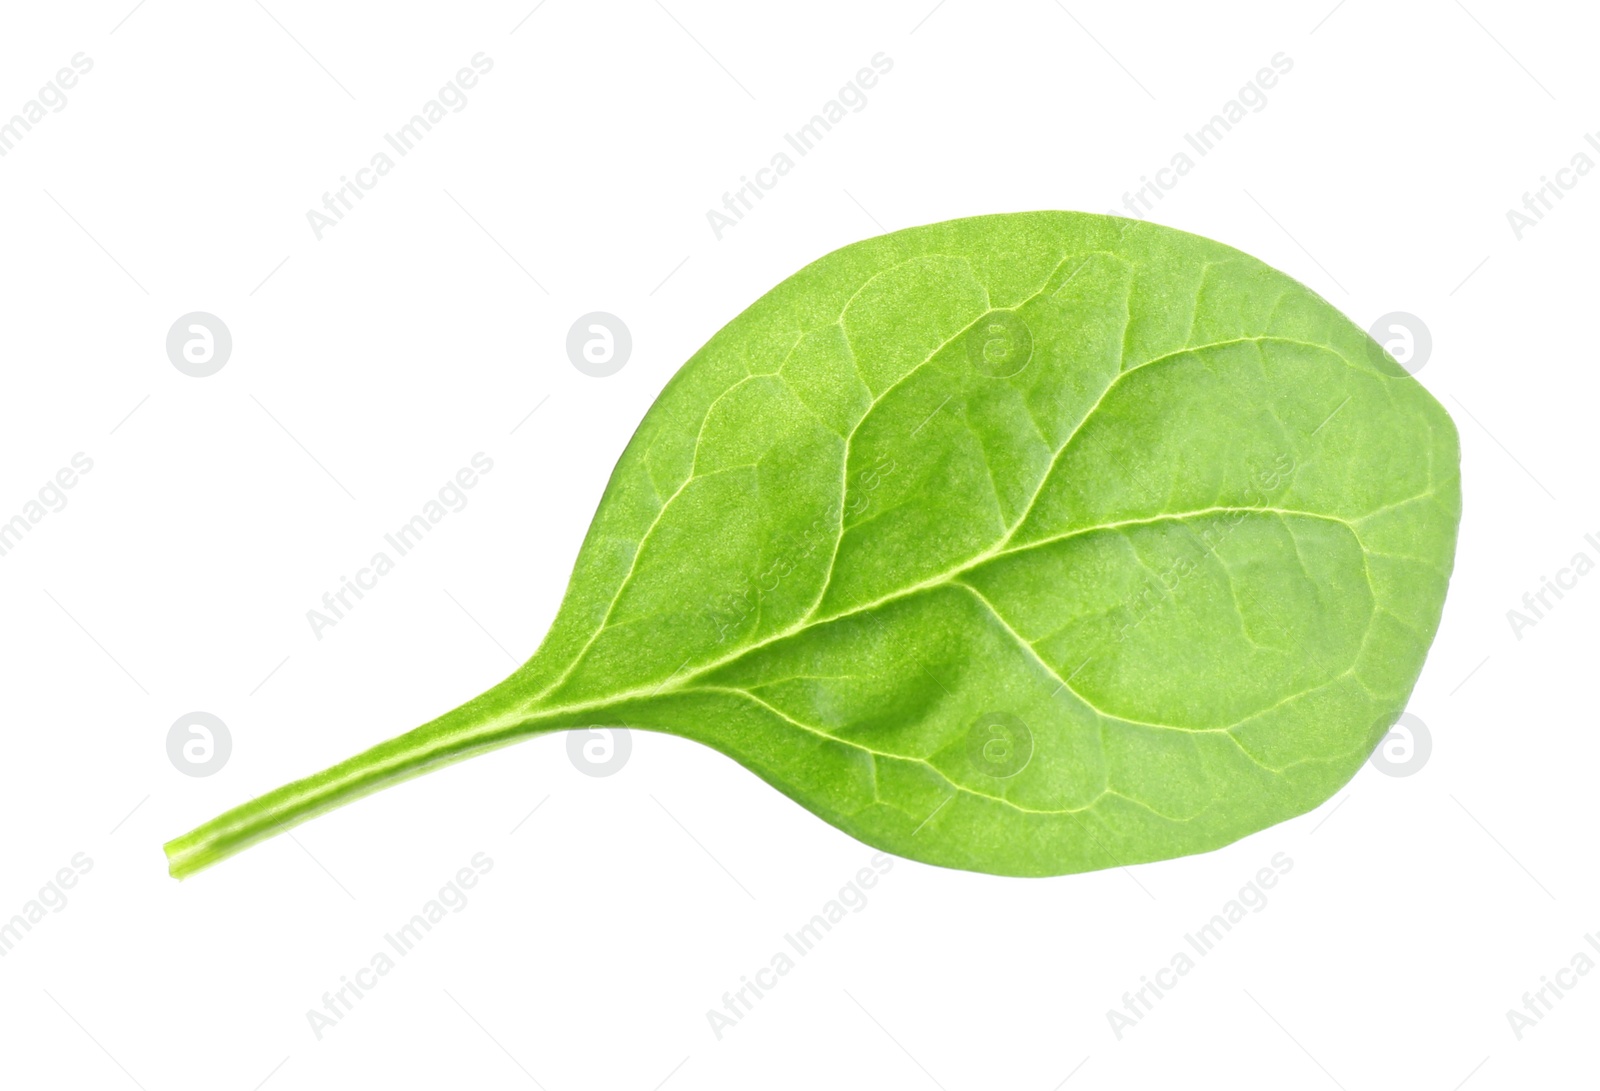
<box><xmin>520</xmin><ymin>212</ymin><xmax>1459</xmax><ymax>875</ymax></box>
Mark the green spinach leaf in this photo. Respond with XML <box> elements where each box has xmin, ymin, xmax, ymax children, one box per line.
<box><xmin>166</xmin><ymin>212</ymin><xmax>1460</xmax><ymax>879</ymax></box>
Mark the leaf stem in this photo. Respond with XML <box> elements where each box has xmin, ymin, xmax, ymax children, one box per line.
<box><xmin>163</xmin><ymin>680</ymin><xmax>564</xmax><ymax>879</ymax></box>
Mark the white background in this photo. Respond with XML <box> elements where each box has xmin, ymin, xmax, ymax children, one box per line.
<box><xmin>0</xmin><ymin>1</ymin><xmax>1594</xmax><ymax>1087</ymax></box>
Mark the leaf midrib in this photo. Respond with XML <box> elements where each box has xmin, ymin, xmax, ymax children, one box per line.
<box><xmin>524</xmin><ymin>504</ymin><xmax>1361</xmax><ymax>719</ymax></box>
